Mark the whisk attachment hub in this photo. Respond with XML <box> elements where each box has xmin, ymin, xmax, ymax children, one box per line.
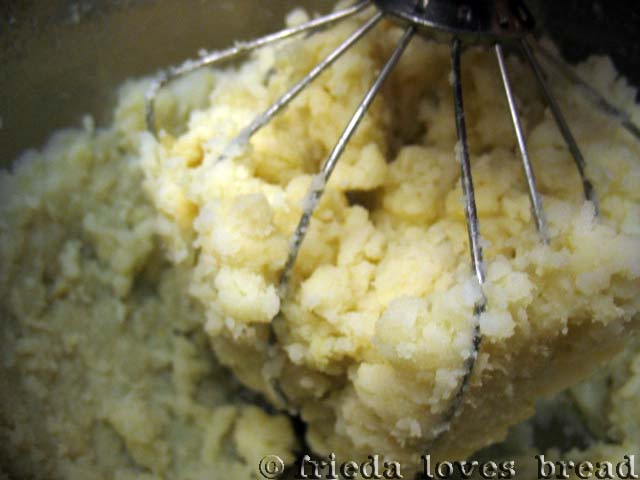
<box><xmin>374</xmin><ymin>0</ymin><xmax>534</xmax><ymax>42</ymax></box>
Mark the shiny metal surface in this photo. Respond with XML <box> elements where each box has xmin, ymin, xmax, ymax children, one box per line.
<box><xmin>447</xmin><ymin>36</ymin><xmax>485</xmax><ymax>444</ymax></box>
<box><xmin>495</xmin><ymin>42</ymin><xmax>548</xmax><ymax>241</ymax></box>
<box><xmin>521</xmin><ymin>39</ymin><xmax>599</xmax><ymax>211</ymax></box>
<box><xmin>374</xmin><ymin>0</ymin><xmax>533</xmax><ymax>42</ymax></box>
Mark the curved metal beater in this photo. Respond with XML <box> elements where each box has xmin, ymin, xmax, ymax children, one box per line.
<box><xmin>145</xmin><ymin>0</ymin><xmax>639</xmax><ymax>447</ymax></box>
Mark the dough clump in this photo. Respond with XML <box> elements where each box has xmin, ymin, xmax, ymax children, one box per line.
<box><xmin>0</xmin><ymin>105</ymin><xmax>296</xmax><ymax>480</ymax></box>
<box><xmin>138</xmin><ymin>8</ymin><xmax>640</xmax><ymax>471</ymax></box>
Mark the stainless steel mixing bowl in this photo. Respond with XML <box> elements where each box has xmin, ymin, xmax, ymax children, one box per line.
<box><xmin>0</xmin><ymin>0</ymin><xmax>338</xmax><ymax>164</ymax></box>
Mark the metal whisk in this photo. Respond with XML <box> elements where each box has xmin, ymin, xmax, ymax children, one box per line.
<box><xmin>145</xmin><ymin>0</ymin><xmax>640</xmax><ymax>444</ymax></box>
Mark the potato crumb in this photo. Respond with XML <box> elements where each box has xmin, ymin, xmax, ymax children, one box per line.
<box><xmin>137</xmin><ymin>15</ymin><xmax>639</xmax><ymax>472</ymax></box>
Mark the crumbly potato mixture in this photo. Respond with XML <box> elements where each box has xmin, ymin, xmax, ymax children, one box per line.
<box><xmin>137</xmin><ymin>9</ymin><xmax>640</xmax><ymax>470</ymax></box>
<box><xmin>0</xmin><ymin>123</ymin><xmax>296</xmax><ymax>478</ymax></box>
<box><xmin>558</xmin><ymin>342</ymin><xmax>640</xmax><ymax>477</ymax></box>
<box><xmin>472</xmin><ymin>339</ymin><xmax>640</xmax><ymax>479</ymax></box>
<box><xmin>1</xmin><ymin>4</ymin><xmax>640</xmax><ymax>479</ymax></box>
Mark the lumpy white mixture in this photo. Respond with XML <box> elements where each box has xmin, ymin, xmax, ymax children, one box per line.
<box><xmin>1</xmin><ymin>5</ymin><xmax>640</xmax><ymax>479</ymax></box>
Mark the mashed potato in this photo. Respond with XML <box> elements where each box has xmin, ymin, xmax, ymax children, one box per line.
<box><xmin>0</xmin><ymin>117</ymin><xmax>296</xmax><ymax>478</ymax></box>
<box><xmin>1</xmin><ymin>4</ymin><xmax>640</xmax><ymax>479</ymax></box>
<box><xmin>466</xmin><ymin>339</ymin><xmax>640</xmax><ymax>479</ymax></box>
<box><xmin>137</xmin><ymin>9</ymin><xmax>640</xmax><ymax>471</ymax></box>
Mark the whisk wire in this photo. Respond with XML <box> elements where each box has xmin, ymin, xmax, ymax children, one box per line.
<box><xmin>533</xmin><ymin>42</ymin><xmax>640</xmax><ymax>143</ymax></box>
<box><xmin>495</xmin><ymin>43</ymin><xmax>549</xmax><ymax>242</ymax></box>
<box><xmin>441</xmin><ymin>36</ymin><xmax>485</xmax><ymax>437</ymax></box>
<box><xmin>219</xmin><ymin>11</ymin><xmax>384</xmax><ymax>162</ymax></box>
<box><xmin>521</xmin><ymin>38</ymin><xmax>599</xmax><ymax>214</ymax></box>
<box><xmin>451</xmin><ymin>39</ymin><xmax>486</xmax><ymax>289</ymax></box>
<box><xmin>279</xmin><ymin>24</ymin><xmax>416</xmax><ymax>296</ymax></box>
<box><xmin>145</xmin><ymin>0</ymin><xmax>372</xmax><ymax>135</ymax></box>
